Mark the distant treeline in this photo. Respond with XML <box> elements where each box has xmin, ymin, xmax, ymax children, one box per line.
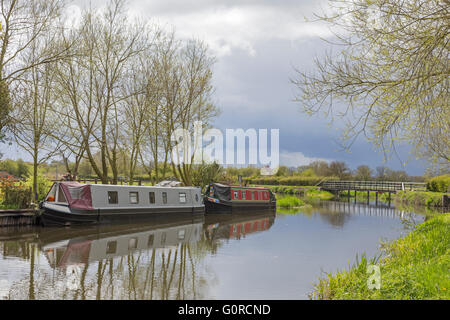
<box><xmin>225</xmin><ymin>161</ymin><xmax>429</xmax><ymax>184</ymax></box>
<box><xmin>2</xmin><ymin>158</ymin><xmax>448</xmax><ymax>190</ymax></box>
<box><xmin>0</xmin><ymin>159</ymin><xmax>445</xmax><ymax>185</ymax></box>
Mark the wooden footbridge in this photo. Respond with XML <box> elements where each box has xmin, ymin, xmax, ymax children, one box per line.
<box><xmin>318</xmin><ymin>180</ymin><xmax>426</xmax><ymax>203</ymax></box>
<box><xmin>319</xmin><ymin>180</ymin><xmax>426</xmax><ymax>192</ymax></box>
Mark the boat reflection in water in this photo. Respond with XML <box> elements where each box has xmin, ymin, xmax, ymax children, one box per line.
<box><xmin>40</xmin><ymin>210</ymin><xmax>276</xmax><ymax>270</ymax></box>
<box><xmin>0</xmin><ymin>210</ymin><xmax>275</xmax><ymax>299</ymax></box>
<box><xmin>204</xmin><ymin>209</ymin><xmax>276</xmax><ymax>242</ymax></box>
<box><xmin>41</xmin><ymin>214</ymin><xmax>204</xmax><ymax>270</ymax></box>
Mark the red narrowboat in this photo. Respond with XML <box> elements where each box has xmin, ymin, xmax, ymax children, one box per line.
<box><xmin>204</xmin><ymin>183</ymin><xmax>276</xmax><ymax>213</ymax></box>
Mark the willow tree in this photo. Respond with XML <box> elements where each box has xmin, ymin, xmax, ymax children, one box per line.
<box><xmin>137</xmin><ymin>34</ymin><xmax>219</xmax><ymax>186</ymax></box>
<box><xmin>10</xmin><ymin>40</ymin><xmax>63</xmax><ymax>201</ymax></box>
<box><xmin>293</xmin><ymin>0</ymin><xmax>449</xmax><ymax>169</ymax></box>
<box><xmin>0</xmin><ymin>79</ymin><xmax>9</xmax><ymax>143</ymax></box>
<box><xmin>0</xmin><ymin>0</ymin><xmax>67</xmax><ymax>140</ymax></box>
<box><xmin>165</xmin><ymin>40</ymin><xmax>219</xmax><ymax>186</ymax></box>
<box><xmin>55</xmin><ymin>0</ymin><xmax>149</xmax><ymax>184</ymax></box>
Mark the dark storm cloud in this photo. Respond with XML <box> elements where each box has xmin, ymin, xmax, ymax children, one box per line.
<box><xmin>1</xmin><ymin>0</ymin><xmax>426</xmax><ymax>174</ymax></box>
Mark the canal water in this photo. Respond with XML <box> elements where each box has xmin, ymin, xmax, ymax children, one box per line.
<box><xmin>0</xmin><ymin>200</ymin><xmax>426</xmax><ymax>300</ymax></box>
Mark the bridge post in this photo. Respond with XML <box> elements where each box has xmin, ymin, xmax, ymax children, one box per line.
<box><xmin>375</xmin><ymin>192</ymin><xmax>378</xmax><ymax>205</ymax></box>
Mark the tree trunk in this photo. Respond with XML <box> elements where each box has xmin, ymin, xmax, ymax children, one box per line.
<box><xmin>33</xmin><ymin>155</ymin><xmax>38</xmax><ymax>202</ymax></box>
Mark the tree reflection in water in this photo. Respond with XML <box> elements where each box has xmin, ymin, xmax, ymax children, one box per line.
<box><xmin>4</xmin><ymin>243</ymin><xmax>208</xmax><ymax>299</ymax></box>
<box><xmin>0</xmin><ymin>211</ymin><xmax>276</xmax><ymax>299</ymax></box>
<box><xmin>0</xmin><ymin>204</ymin><xmax>425</xmax><ymax>300</ymax></box>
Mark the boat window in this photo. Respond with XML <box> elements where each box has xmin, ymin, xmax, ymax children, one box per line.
<box><xmin>178</xmin><ymin>229</ymin><xmax>185</xmax><ymax>240</ymax></box>
<box><xmin>161</xmin><ymin>232</ymin><xmax>166</xmax><ymax>245</ymax></box>
<box><xmin>67</xmin><ymin>186</ymin><xmax>82</xmax><ymax>199</ymax></box>
<box><xmin>241</xmin><ymin>190</ymin><xmax>246</xmax><ymax>200</ymax></box>
<box><xmin>234</xmin><ymin>190</ymin><xmax>239</xmax><ymax>199</ymax></box>
<box><xmin>179</xmin><ymin>192</ymin><xmax>186</xmax><ymax>203</ymax></box>
<box><xmin>162</xmin><ymin>192</ymin><xmax>167</xmax><ymax>204</ymax></box>
<box><xmin>46</xmin><ymin>184</ymin><xmax>57</xmax><ymax>202</ymax></box>
<box><xmin>57</xmin><ymin>185</ymin><xmax>67</xmax><ymax>203</ymax></box>
<box><xmin>148</xmin><ymin>234</ymin><xmax>154</xmax><ymax>247</ymax></box>
<box><xmin>108</xmin><ymin>191</ymin><xmax>118</xmax><ymax>204</ymax></box>
<box><xmin>149</xmin><ymin>192</ymin><xmax>155</xmax><ymax>204</ymax></box>
<box><xmin>195</xmin><ymin>194</ymin><xmax>199</xmax><ymax>202</ymax></box>
<box><xmin>129</xmin><ymin>192</ymin><xmax>139</xmax><ymax>204</ymax></box>
<box><xmin>128</xmin><ymin>238</ymin><xmax>138</xmax><ymax>250</ymax></box>
<box><xmin>106</xmin><ymin>241</ymin><xmax>117</xmax><ymax>254</ymax></box>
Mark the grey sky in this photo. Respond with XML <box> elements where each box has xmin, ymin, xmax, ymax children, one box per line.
<box><xmin>2</xmin><ymin>0</ymin><xmax>428</xmax><ymax>175</ymax></box>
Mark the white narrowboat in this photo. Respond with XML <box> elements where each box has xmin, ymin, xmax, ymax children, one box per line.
<box><xmin>39</xmin><ymin>182</ymin><xmax>204</xmax><ymax>226</ymax></box>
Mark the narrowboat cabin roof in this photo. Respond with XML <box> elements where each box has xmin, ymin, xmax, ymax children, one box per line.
<box><xmin>209</xmin><ymin>183</ymin><xmax>270</xmax><ymax>190</ymax></box>
<box><xmin>40</xmin><ymin>181</ymin><xmax>205</xmax><ymax>226</ymax></box>
<box><xmin>44</xmin><ymin>182</ymin><xmax>204</xmax><ymax>208</ymax></box>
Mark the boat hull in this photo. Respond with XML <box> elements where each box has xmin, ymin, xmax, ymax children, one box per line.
<box><xmin>40</xmin><ymin>206</ymin><xmax>205</xmax><ymax>227</ymax></box>
<box><xmin>204</xmin><ymin>197</ymin><xmax>276</xmax><ymax>214</ymax></box>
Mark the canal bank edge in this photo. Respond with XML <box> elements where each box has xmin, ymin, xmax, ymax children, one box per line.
<box><xmin>260</xmin><ymin>184</ymin><xmax>449</xmax><ymax>209</ymax></box>
<box><xmin>310</xmin><ymin>212</ymin><xmax>450</xmax><ymax>300</ymax></box>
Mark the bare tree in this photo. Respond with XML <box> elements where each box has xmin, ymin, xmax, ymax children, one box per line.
<box><xmin>55</xmin><ymin>0</ymin><xmax>149</xmax><ymax>184</ymax></box>
<box><xmin>121</xmin><ymin>55</ymin><xmax>154</xmax><ymax>184</ymax></box>
<box><xmin>328</xmin><ymin>161</ymin><xmax>350</xmax><ymax>179</ymax></box>
<box><xmin>354</xmin><ymin>165</ymin><xmax>373</xmax><ymax>181</ymax></box>
<box><xmin>0</xmin><ymin>0</ymin><xmax>68</xmax><ymax>138</ymax></box>
<box><xmin>9</xmin><ymin>34</ymin><xmax>63</xmax><ymax>200</ymax></box>
<box><xmin>292</xmin><ymin>0</ymin><xmax>449</xmax><ymax>168</ymax></box>
<box><xmin>166</xmin><ymin>40</ymin><xmax>218</xmax><ymax>185</ymax></box>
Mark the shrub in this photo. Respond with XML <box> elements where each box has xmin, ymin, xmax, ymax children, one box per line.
<box><xmin>394</xmin><ymin>191</ymin><xmax>444</xmax><ymax>207</ymax></box>
<box><xmin>426</xmin><ymin>174</ymin><xmax>450</xmax><ymax>193</ymax></box>
<box><xmin>0</xmin><ymin>179</ymin><xmax>32</xmax><ymax>209</ymax></box>
<box><xmin>23</xmin><ymin>174</ymin><xmax>53</xmax><ymax>201</ymax></box>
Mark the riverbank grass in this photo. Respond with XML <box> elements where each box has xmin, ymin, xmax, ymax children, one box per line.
<box><xmin>253</xmin><ymin>185</ymin><xmax>335</xmax><ymax>200</ymax></box>
<box><xmin>394</xmin><ymin>190</ymin><xmax>447</xmax><ymax>207</ymax></box>
<box><xmin>311</xmin><ymin>213</ymin><xmax>450</xmax><ymax>300</ymax></box>
<box><xmin>277</xmin><ymin>196</ymin><xmax>307</xmax><ymax>208</ymax></box>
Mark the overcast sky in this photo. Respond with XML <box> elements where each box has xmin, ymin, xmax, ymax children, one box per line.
<box><xmin>2</xmin><ymin>0</ymin><xmax>428</xmax><ymax>175</ymax></box>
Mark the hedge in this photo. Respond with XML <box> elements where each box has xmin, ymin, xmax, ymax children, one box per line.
<box><xmin>426</xmin><ymin>174</ymin><xmax>450</xmax><ymax>193</ymax></box>
<box><xmin>245</xmin><ymin>176</ymin><xmax>339</xmax><ymax>186</ymax></box>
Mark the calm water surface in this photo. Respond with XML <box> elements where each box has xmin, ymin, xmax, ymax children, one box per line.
<box><xmin>0</xmin><ymin>200</ymin><xmax>425</xmax><ymax>299</ymax></box>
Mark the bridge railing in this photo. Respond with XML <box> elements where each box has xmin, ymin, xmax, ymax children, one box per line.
<box><xmin>319</xmin><ymin>180</ymin><xmax>426</xmax><ymax>192</ymax></box>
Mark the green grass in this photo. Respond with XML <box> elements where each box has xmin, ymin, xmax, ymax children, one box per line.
<box><xmin>277</xmin><ymin>196</ymin><xmax>307</xmax><ymax>208</ymax></box>
<box><xmin>394</xmin><ymin>190</ymin><xmax>447</xmax><ymax>207</ymax></box>
<box><xmin>306</xmin><ymin>188</ymin><xmax>335</xmax><ymax>200</ymax></box>
<box><xmin>252</xmin><ymin>185</ymin><xmax>335</xmax><ymax>200</ymax></box>
<box><xmin>310</xmin><ymin>213</ymin><xmax>450</xmax><ymax>300</ymax></box>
